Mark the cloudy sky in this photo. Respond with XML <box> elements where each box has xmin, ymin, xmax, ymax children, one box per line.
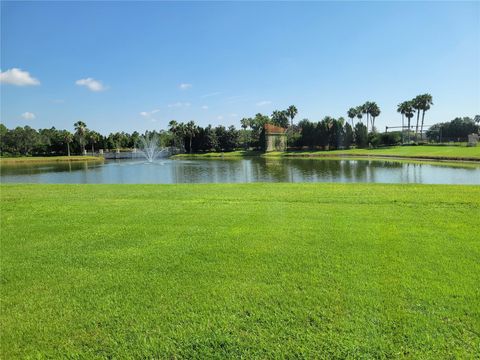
<box><xmin>1</xmin><ymin>1</ymin><xmax>479</xmax><ymax>134</ymax></box>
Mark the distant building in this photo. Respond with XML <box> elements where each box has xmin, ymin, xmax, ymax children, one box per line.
<box><xmin>468</xmin><ymin>133</ymin><xmax>478</xmax><ymax>147</ymax></box>
<box><xmin>264</xmin><ymin>124</ymin><xmax>287</xmax><ymax>152</ymax></box>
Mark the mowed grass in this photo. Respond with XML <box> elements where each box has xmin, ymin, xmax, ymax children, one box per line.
<box><xmin>175</xmin><ymin>145</ymin><xmax>480</xmax><ymax>161</ymax></box>
<box><xmin>278</xmin><ymin>145</ymin><xmax>480</xmax><ymax>160</ymax></box>
<box><xmin>0</xmin><ymin>156</ymin><xmax>103</xmax><ymax>164</ymax></box>
<box><xmin>1</xmin><ymin>184</ymin><xmax>479</xmax><ymax>358</ymax></box>
<box><xmin>173</xmin><ymin>150</ymin><xmax>262</xmax><ymax>158</ymax></box>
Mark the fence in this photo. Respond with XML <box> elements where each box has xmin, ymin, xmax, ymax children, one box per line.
<box><xmin>384</xmin><ymin>124</ymin><xmax>433</xmax><ymax>143</ymax></box>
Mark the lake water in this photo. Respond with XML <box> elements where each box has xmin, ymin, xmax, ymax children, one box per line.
<box><xmin>1</xmin><ymin>158</ymin><xmax>479</xmax><ymax>184</ymax></box>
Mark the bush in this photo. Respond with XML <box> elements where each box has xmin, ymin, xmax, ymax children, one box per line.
<box><xmin>368</xmin><ymin>132</ymin><xmax>402</xmax><ymax>148</ymax></box>
<box><xmin>381</xmin><ymin>132</ymin><xmax>402</xmax><ymax>146</ymax></box>
<box><xmin>354</xmin><ymin>123</ymin><xmax>368</xmax><ymax>148</ymax></box>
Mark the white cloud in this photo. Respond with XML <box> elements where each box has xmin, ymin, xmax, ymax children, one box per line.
<box><xmin>179</xmin><ymin>83</ymin><xmax>192</xmax><ymax>90</ymax></box>
<box><xmin>256</xmin><ymin>100</ymin><xmax>272</xmax><ymax>106</ymax></box>
<box><xmin>229</xmin><ymin>113</ymin><xmax>238</xmax><ymax>117</ymax></box>
<box><xmin>51</xmin><ymin>99</ymin><xmax>65</xmax><ymax>104</ymax></box>
<box><xmin>201</xmin><ymin>105</ymin><xmax>209</xmax><ymax>110</ymax></box>
<box><xmin>0</xmin><ymin>68</ymin><xmax>40</xmax><ymax>86</ymax></box>
<box><xmin>140</xmin><ymin>109</ymin><xmax>160</xmax><ymax>117</ymax></box>
<box><xmin>201</xmin><ymin>92</ymin><xmax>221</xmax><ymax>98</ymax></box>
<box><xmin>217</xmin><ymin>115</ymin><xmax>224</xmax><ymax>120</ymax></box>
<box><xmin>21</xmin><ymin>112</ymin><xmax>36</xmax><ymax>120</ymax></box>
<box><xmin>75</xmin><ymin>77</ymin><xmax>106</xmax><ymax>92</ymax></box>
<box><xmin>168</xmin><ymin>102</ymin><xmax>191</xmax><ymax>108</ymax></box>
<box><xmin>140</xmin><ymin>109</ymin><xmax>160</xmax><ymax>122</ymax></box>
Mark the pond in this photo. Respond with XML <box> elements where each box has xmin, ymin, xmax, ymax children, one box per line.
<box><xmin>1</xmin><ymin>158</ymin><xmax>479</xmax><ymax>184</ymax></box>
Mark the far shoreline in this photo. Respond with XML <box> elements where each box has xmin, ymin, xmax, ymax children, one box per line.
<box><xmin>2</xmin><ymin>145</ymin><xmax>479</xmax><ymax>165</ymax></box>
<box><xmin>172</xmin><ymin>145</ymin><xmax>480</xmax><ymax>163</ymax></box>
<box><xmin>0</xmin><ymin>156</ymin><xmax>103</xmax><ymax>165</ymax></box>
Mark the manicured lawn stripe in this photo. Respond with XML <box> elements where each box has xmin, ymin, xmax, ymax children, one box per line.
<box><xmin>174</xmin><ymin>145</ymin><xmax>480</xmax><ymax>161</ymax></box>
<box><xmin>1</xmin><ymin>184</ymin><xmax>479</xmax><ymax>358</ymax></box>
<box><xmin>0</xmin><ymin>156</ymin><xmax>103</xmax><ymax>164</ymax></box>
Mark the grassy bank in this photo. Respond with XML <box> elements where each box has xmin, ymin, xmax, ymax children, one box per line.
<box><xmin>0</xmin><ymin>155</ymin><xmax>103</xmax><ymax>165</ymax></box>
<box><xmin>173</xmin><ymin>150</ymin><xmax>262</xmax><ymax>158</ymax></box>
<box><xmin>1</xmin><ymin>184</ymin><xmax>479</xmax><ymax>358</ymax></box>
<box><xmin>276</xmin><ymin>145</ymin><xmax>480</xmax><ymax>161</ymax></box>
<box><xmin>173</xmin><ymin>145</ymin><xmax>480</xmax><ymax>161</ymax></box>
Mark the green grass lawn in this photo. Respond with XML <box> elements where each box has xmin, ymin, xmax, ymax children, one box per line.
<box><xmin>0</xmin><ymin>155</ymin><xmax>103</xmax><ymax>164</ymax></box>
<box><xmin>173</xmin><ymin>150</ymin><xmax>262</xmax><ymax>158</ymax></box>
<box><xmin>1</xmin><ymin>184</ymin><xmax>479</xmax><ymax>358</ymax></box>
<box><xmin>278</xmin><ymin>145</ymin><xmax>480</xmax><ymax>160</ymax></box>
<box><xmin>175</xmin><ymin>145</ymin><xmax>480</xmax><ymax>161</ymax></box>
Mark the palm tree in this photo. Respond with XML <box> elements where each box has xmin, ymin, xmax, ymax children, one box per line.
<box><xmin>369</xmin><ymin>103</ymin><xmax>381</xmax><ymax>132</ymax></box>
<box><xmin>419</xmin><ymin>94</ymin><xmax>433</xmax><ymax>140</ymax></box>
<box><xmin>168</xmin><ymin>120</ymin><xmax>178</xmax><ymax>132</ymax></box>
<box><xmin>271</xmin><ymin>110</ymin><xmax>289</xmax><ymax>128</ymax></box>
<box><xmin>169</xmin><ymin>120</ymin><xmax>179</xmax><ymax>148</ymax></box>
<box><xmin>87</xmin><ymin>131</ymin><xmax>101</xmax><ymax>154</ymax></box>
<box><xmin>361</xmin><ymin>104</ymin><xmax>368</xmax><ymax>133</ymax></box>
<box><xmin>355</xmin><ymin>105</ymin><xmax>364</xmax><ymax>127</ymax></box>
<box><xmin>360</xmin><ymin>101</ymin><xmax>372</xmax><ymax>134</ymax></box>
<box><xmin>397</xmin><ymin>102</ymin><xmax>408</xmax><ymax>144</ymax></box>
<box><xmin>347</xmin><ymin>107</ymin><xmax>357</xmax><ymax>127</ymax></box>
<box><xmin>177</xmin><ymin>123</ymin><xmax>187</xmax><ymax>151</ymax></box>
<box><xmin>286</xmin><ymin>105</ymin><xmax>298</xmax><ymax>127</ymax></box>
<box><xmin>74</xmin><ymin>121</ymin><xmax>87</xmax><ymax>154</ymax></box>
<box><xmin>412</xmin><ymin>95</ymin><xmax>424</xmax><ymax>142</ymax></box>
<box><xmin>240</xmin><ymin>117</ymin><xmax>252</xmax><ymax>149</ymax></box>
<box><xmin>63</xmin><ymin>131</ymin><xmax>73</xmax><ymax>156</ymax></box>
<box><xmin>240</xmin><ymin>117</ymin><xmax>251</xmax><ymax>131</ymax></box>
<box><xmin>185</xmin><ymin>121</ymin><xmax>199</xmax><ymax>154</ymax></box>
<box><xmin>403</xmin><ymin>101</ymin><xmax>416</xmax><ymax>143</ymax></box>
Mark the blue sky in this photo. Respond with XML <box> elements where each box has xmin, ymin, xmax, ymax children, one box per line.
<box><xmin>1</xmin><ymin>1</ymin><xmax>479</xmax><ymax>134</ymax></box>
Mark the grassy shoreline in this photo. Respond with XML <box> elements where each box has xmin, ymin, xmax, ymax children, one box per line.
<box><xmin>0</xmin><ymin>155</ymin><xmax>104</xmax><ymax>164</ymax></box>
<box><xmin>172</xmin><ymin>146</ymin><xmax>480</xmax><ymax>162</ymax></box>
<box><xmin>1</xmin><ymin>183</ymin><xmax>479</xmax><ymax>358</ymax></box>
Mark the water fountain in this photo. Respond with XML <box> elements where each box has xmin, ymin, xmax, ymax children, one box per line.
<box><xmin>137</xmin><ymin>134</ymin><xmax>167</xmax><ymax>162</ymax></box>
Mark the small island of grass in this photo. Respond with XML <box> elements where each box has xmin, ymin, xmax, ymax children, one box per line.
<box><xmin>0</xmin><ymin>155</ymin><xmax>104</xmax><ymax>165</ymax></box>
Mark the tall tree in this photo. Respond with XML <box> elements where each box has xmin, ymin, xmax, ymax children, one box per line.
<box><xmin>397</xmin><ymin>102</ymin><xmax>408</xmax><ymax>144</ymax></box>
<box><xmin>286</xmin><ymin>105</ymin><xmax>298</xmax><ymax>127</ymax></box>
<box><xmin>74</xmin><ymin>121</ymin><xmax>87</xmax><ymax>154</ymax></box>
<box><xmin>362</xmin><ymin>101</ymin><xmax>375</xmax><ymax>133</ymax></box>
<box><xmin>404</xmin><ymin>101</ymin><xmax>416</xmax><ymax>143</ymax></box>
<box><xmin>87</xmin><ymin>130</ymin><xmax>101</xmax><ymax>154</ymax></box>
<box><xmin>355</xmin><ymin>106</ymin><xmax>364</xmax><ymax>127</ymax></box>
<box><xmin>185</xmin><ymin>121</ymin><xmax>199</xmax><ymax>153</ymax></box>
<box><xmin>412</xmin><ymin>95</ymin><xmax>423</xmax><ymax>142</ymax></box>
<box><xmin>347</xmin><ymin>107</ymin><xmax>357</xmax><ymax>127</ymax></box>
<box><xmin>369</xmin><ymin>103</ymin><xmax>381</xmax><ymax>132</ymax></box>
<box><xmin>354</xmin><ymin>122</ymin><xmax>368</xmax><ymax>148</ymax></box>
<box><xmin>240</xmin><ymin>117</ymin><xmax>252</xmax><ymax>149</ymax></box>
<box><xmin>168</xmin><ymin>120</ymin><xmax>179</xmax><ymax>148</ymax></box>
<box><xmin>62</xmin><ymin>131</ymin><xmax>73</xmax><ymax>156</ymax></box>
<box><xmin>271</xmin><ymin>110</ymin><xmax>289</xmax><ymax>128</ymax></box>
<box><xmin>344</xmin><ymin>123</ymin><xmax>354</xmax><ymax>149</ymax></box>
<box><xmin>419</xmin><ymin>94</ymin><xmax>433</xmax><ymax>140</ymax></box>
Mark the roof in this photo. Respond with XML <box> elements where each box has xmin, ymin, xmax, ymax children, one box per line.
<box><xmin>264</xmin><ymin>123</ymin><xmax>287</xmax><ymax>134</ymax></box>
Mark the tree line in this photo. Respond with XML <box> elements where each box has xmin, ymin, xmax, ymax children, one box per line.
<box><xmin>426</xmin><ymin>117</ymin><xmax>479</xmax><ymax>142</ymax></box>
<box><xmin>2</xmin><ymin>92</ymin><xmax>476</xmax><ymax>156</ymax></box>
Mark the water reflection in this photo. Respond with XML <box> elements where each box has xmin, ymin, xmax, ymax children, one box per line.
<box><xmin>0</xmin><ymin>161</ymin><xmax>102</xmax><ymax>176</ymax></box>
<box><xmin>1</xmin><ymin>158</ymin><xmax>479</xmax><ymax>184</ymax></box>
